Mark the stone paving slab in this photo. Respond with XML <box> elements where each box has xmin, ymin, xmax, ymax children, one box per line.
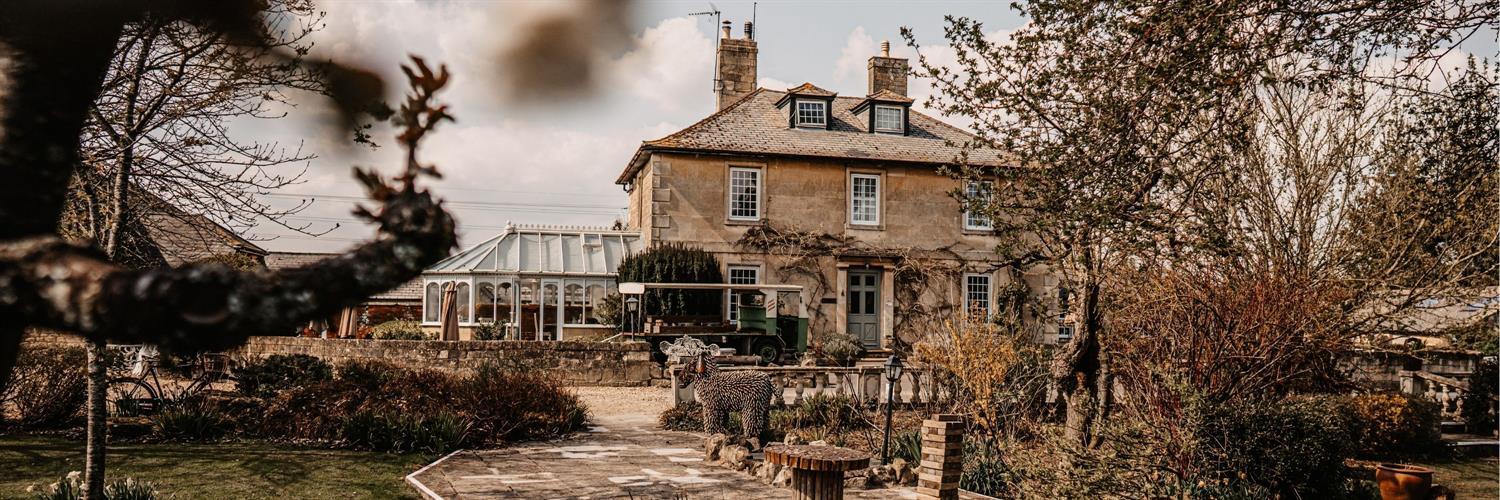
<box><xmin>407</xmin><ymin>388</ymin><xmax>971</xmax><ymax>500</ymax></box>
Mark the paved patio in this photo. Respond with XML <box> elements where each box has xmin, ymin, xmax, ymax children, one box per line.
<box><xmin>405</xmin><ymin>387</ymin><xmax>927</xmax><ymax>499</ymax></box>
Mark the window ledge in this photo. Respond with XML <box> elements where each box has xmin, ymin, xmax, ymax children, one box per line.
<box><xmin>846</xmin><ymin>223</ymin><xmax>885</xmax><ymax>231</ymax></box>
<box><xmin>726</xmin><ymin>218</ymin><xmax>766</xmax><ymax>226</ymax></box>
<box><xmin>962</xmin><ymin>228</ymin><xmax>995</xmax><ymax>235</ymax></box>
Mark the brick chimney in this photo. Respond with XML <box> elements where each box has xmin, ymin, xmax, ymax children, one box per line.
<box><xmin>715</xmin><ymin>20</ymin><xmax>758</xmax><ymax>110</ymax></box>
<box><xmin>867</xmin><ymin>40</ymin><xmax>908</xmax><ymax>96</ymax></box>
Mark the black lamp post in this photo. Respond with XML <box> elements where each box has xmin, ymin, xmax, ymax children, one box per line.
<box><xmin>880</xmin><ymin>354</ymin><xmax>904</xmax><ymax>465</ymax></box>
<box><xmin>624</xmin><ymin>295</ymin><xmax>639</xmax><ymax>332</ymax></box>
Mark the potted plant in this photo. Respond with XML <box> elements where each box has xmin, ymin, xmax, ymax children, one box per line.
<box><xmin>1375</xmin><ymin>463</ymin><xmax>1433</xmax><ymax>500</ymax></box>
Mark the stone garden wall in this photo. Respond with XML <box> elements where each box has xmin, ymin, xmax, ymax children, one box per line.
<box><xmin>20</xmin><ymin>332</ymin><xmax>665</xmax><ymax>387</ymax></box>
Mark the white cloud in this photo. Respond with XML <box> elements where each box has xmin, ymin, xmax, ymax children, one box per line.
<box><xmin>608</xmin><ymin>17</ymin><xmax>715</xmax><ymax>113</ymax></box>
<box><xmin>833</xmin><ymin>26</ymin><xmax>879</xmax><ymax>87</ymax></box>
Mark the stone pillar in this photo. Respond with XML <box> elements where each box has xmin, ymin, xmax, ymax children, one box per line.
<box><xmin>917</xmin><ymin>414</ymin><xmax>963</xmax><ymax>500</ymax></box>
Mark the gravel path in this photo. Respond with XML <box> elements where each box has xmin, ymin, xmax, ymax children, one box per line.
<box><xmin>573</xmin><ymin>386</ymin><xmax>674</xmax><ymax>423</ymax></box>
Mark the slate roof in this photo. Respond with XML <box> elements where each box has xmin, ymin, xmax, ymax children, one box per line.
<box><xmin>133</xmin><ymin>191</ymin><xmax>267</xmax><ymax>267</ymax></box>
<box><xmin>267</xmin><ymin>251</ymin><xmax>422</xmax><ymax>302</ymax></box>
<box><xmin>617</xmin><ymin>87</ymin><xmax>1005</xmax><ymax>184</ymax></box>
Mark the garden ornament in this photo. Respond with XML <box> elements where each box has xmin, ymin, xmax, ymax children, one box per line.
<box><xmin>661</xmin><ymin>336</ymin><xmax>774</xmax><ymax>441</ymax></box>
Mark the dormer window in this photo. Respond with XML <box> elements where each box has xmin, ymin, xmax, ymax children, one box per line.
<box><xmin>873</xmin><ymin>105</ymin><xmax>903</xmax><ymax>133</ymax></box>
<box><xmin>853</xmin><ymin>89</ymin><xmax>914</xmax><ymax>136</ymax></box>
<box><xmin>796</xmin><ymin>101</ymin><xmax>827</xmax><ymax>127</ymax></box>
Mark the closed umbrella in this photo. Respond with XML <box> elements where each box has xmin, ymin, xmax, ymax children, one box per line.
<box><xmin>335</xmin><ymin>307</ymin><xmax>359</xmax><ymax>338</ymax></box>
<box><xmin>439</xmin><ymin>283</ymin><xmax>460</xmax><ymax>341</ymax></box>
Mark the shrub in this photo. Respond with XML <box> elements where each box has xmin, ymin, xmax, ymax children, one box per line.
<box><xmin>1195</xmin><ymin>395</ymin><xmax>1357</xmax><ymax>498</ymax></box>
<box><xmin>594</xmin><ymin>293</ymin><xmax>622</xmax><ymax>327</ymax></box>
<box><xmin>771</xmin><ymin>394</ymin><xmax>864</xmax><ymax>433</ymax></box>
<box><xmin>152</xmin><ymin>399</ymin><xmax>230</xmax><ymax>442</ymax></box>
<box><xmin>32</xmin><ymin>472</ymin><xmax>162</xmax><ymax>500</ymax></box>
<box><xmin>616</xmin><ymin>243</ymin><xmax>723</xmax><ymax>317</ymax></box>
<box><xmin>1462</xmin><ymin>358</ymin><xmax>1498</xmax><ymax>434</ymax></box>
<box><xmin>818</xmin><ymin>334</ymin><xmax>863</xmax><ymax>366</ymax></box>
<box><xmin>1342</xmin><ymin>392</ymin><xmax>1443</xmax><ymax>458</ymax></box>
<box><xmin>890</xmin><ymin>429</ymin><xmax>922</xmax><ymax>463</ymax></box>
<box><xmin>452</xmin><ymin>363</ymin><xmax>589</xmax><ymax>443</ymax></box>
<box><xmin>659</xmin><ymin>402</ymin><xmax>704</xmax><ymax>431</ymax></box>
<box><xmin>235</xmin><ymin>354</ymin><xmax>332</xmax><ymax>398</ymax></box>
<box><xmin>371</xmin><ymin>320</ymin><xmax>428</xmax><ymax>340</ymax></box>
<box><xmin>3</xmin><ymin>346</ymin><xmax>86</xmax><ymax>428</ymax></box>
<box><xmin>471</xmin><ymin>321</ymin><xmax>506</xmax><ymax>341</ymax></box>
<box><xmin>339</xmin><ymin>410</ymin><xmax>470</xmax><ymax>454</ymax></box>
<box><xmin>961</xmin><ymin>441</ymin><xmax>1013</xmax><ymax>498</ymax></box>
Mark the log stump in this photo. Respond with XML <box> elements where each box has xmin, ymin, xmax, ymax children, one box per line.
<box><xmin>764</xmin><ymin>444</ymin><xmax>870</xmax><ymax>500</ymax></box>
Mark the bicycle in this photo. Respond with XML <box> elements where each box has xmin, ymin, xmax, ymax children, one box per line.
<box><xmin>104</xmin><ymin>345</ymin><xmax>232</xmax><ymax>417</ymax></box>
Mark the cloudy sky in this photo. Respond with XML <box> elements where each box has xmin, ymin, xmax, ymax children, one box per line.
<box><xmin>238</xmin><ymin>0</ymin><xmax>1493</xmax><ymax>253</ymax></box>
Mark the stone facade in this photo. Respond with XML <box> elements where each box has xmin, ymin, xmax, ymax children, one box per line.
<box><xmin>630</xmin><ymin>151</ymin><xmax>1063</xmax><ymax>347</ymax></box>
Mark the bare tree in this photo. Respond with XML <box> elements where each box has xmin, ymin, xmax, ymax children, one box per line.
<box><xmin>0</xmin><ymin>0</ymin><xmax>454</xmax><ymax>456</ymax></box>
<box><xmin>908</xmin><ymin>0</ymin><xmax>1499</xmax><ymax>446</ymax></box>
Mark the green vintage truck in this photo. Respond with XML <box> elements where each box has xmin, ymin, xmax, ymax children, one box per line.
<box><xmin>615</xmin><ymin>282</ymin><xmax>809</xmax><ymax>364</ymax></box>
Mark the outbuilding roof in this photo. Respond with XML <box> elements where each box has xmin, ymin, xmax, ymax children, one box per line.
<box><xmin>616</xmin><ymin>87</ymin><xmax>1006</xmax><ymax>184</ymax></box>
<box><xmin>424</xmin><ymin>224</ymin><xmax>643</xmax><ymax>275</ymax></box>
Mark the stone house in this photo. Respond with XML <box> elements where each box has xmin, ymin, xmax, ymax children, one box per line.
<box><xmin>616</xmin><ymin>26</ymin><xmax>1070</xmax><ymax>352</ymax></box>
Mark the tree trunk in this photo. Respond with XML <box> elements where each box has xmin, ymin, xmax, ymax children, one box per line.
<box><xmin>1056</xmin><ymin>271</ymin><xmax>1102</xmax><ymax>447</ymax></box>
<box><xmin>84</xmin><ymin>338</ymin><xmax>107</xmax><ymax>499</ymax></box>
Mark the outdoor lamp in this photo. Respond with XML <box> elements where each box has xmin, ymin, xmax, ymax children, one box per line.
<box><xmin>880</xmin><ymin>354</ymin><xmax>904</xmax><ymax>465</ymax></box>
<box><xmin>624</xmin><ymin>296</ymin><xmax>639</xmax><ymax>331</ymax></box>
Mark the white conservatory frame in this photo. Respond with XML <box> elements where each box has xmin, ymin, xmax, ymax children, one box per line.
<box><xmin>420</xmin><ymin>224</ymin><xmax>642</xmax><ymax>341</ymax></box>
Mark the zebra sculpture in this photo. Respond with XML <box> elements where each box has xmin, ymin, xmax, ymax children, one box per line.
<box><xmin>662</xmin><ymin>336</ymin><xmax>774</xmax><ymax>441</ymax></box>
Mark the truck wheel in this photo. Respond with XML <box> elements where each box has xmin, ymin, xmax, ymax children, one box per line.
<box><xmin>751</xmin><ymin>338</ymin><xmax>783</xmax><ymax>365</ymax></box>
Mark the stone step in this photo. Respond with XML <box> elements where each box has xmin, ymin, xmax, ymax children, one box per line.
<box><xmin>1442</xmin><ymin>434</ymin><xmax>1499</xmax><ymax>457</ymax></box>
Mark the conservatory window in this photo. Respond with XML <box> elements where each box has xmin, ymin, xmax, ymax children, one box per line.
<box><xmin>424</xmin><ymin>282</ymin><xmax>440</xmax><ymax>322</ymax></box>
<box><xmin>476</xmin><ymin>282</ymin><xmax>497</xmax><ymax>322</ymax></box>
<box><xmin>586</xmin><ymin>283</ymin><xmax>608</xmax><ymax>324</ymax></box>
<box><xmin>496</xmin><ymin>281</ymin><xmax>514</xmax><ymax>326</ymax></box>
<box><xmin>564</xmin><ymin>281</ymin><xmax>587</xmax><ymax>324</ymax></box>
<box><xmin>454</xmin><ymin>282</ymin><xmax>471</xmax><ymax>323</ymax></box>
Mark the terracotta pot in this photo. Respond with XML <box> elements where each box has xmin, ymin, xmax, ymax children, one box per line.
<box><xmin>1375</xmin><ymin>463</ymin><xmax>1433</xmax><ymax>500</ymax></box>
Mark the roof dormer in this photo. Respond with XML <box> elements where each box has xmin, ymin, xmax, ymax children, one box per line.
<box><xmin>852</xmin><ymin>89</ymin><xmax>914</xmax><ymax>135</ymax></box>
<box><xmin>775</xmin><ymin>82</ymin><xmax>837</xmax><ymax>130</ymax></box>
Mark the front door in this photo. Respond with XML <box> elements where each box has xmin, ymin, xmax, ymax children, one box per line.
<box><xmin>847</xmin><ymin>269</ymin><xmax>881</xmax><ymax>349</ymax></box>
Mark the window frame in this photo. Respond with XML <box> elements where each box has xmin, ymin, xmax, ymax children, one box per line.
<box><xmin>726</xmin><ymin>264</ymin><xmax>762</xmax><ymax>324</ymax></box>
<box><xmin>848</xmin><ymin>172</ymin><xmax>882</xmax><ymax>226</ymax></box>
<box><xmin>873</xmin><ymin>104</ymin><xmax>904</xmax><ymax>134</ymax></box>
<box><xmin>963</xmin><ymin>273</ymin><xmax>992</xmax><ymax>319</ymax></box>
<box><xmin>963</xmin><ymin>180</ymin><xmax>995</xmax><ymax>231</ymax></box>
<box><xmin>727</xmin><ymin>166</ymin><xmax>763</xmax><ymax>222</ymax></box>
<box><xmin>795</xmin><ymin>100</ymin><xmax>827</xmax><ymax>127</ymax></box>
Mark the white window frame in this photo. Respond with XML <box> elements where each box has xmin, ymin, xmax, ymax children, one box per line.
<box><xmin>727</xmin><ymin>166</ymin><xmax>762</xmax><ymax>221</ymax></box>
<box><xmin>964</xmin><ymin>273</ymin><xmax>992</xmax><ymax>319</ymax></box>
<box><xmin>726</xmin><ymin>264</ymin><xmax>762</xmax><ymax>324</ymax></box>
<box><xmin>795</xmin><ymin>100</ymin><xmax>827</xmax><ymax>127</ymax></box>
<box><xmin>873</xmin><ymin>105</ymin><xmax>903</xmax><ymax>133</ymax></box>
<box><xmin>849</xmin><ymin>173</ymin><xmax>881</xmax><ymax>226</ymax></box>
<box><xmin>963</xmin><ymin>180</ymin><xmax>994</xmax><ymax>231</ymax></box>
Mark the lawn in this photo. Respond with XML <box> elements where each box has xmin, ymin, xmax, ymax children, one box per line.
<box><xmin>1415</xmin><ymin>456</ymin><xmax>1499</xmax><ymax>499</ymax></box>
<box><xmin>0</xmin><ymin>434</ymin><xmax>432</xmax><ymax>499</ymax></box>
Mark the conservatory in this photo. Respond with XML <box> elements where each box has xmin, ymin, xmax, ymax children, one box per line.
<box><xmin>420</xmin><ymin>224</ymin><xmax>643</xmax><ymax>341</ymax></box>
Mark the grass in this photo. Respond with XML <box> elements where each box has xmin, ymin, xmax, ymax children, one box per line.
<box><xmin>1413</xmin><ymin>456</ymin><xmax>1499</xmax><ymax>499</ymax></box>
<box><xmin>0</xmin><ymin>434</ymin><xmax>432</xmax><ymax>499</ymax></box>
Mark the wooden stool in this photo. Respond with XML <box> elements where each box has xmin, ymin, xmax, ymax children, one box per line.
<box><xmin>764</xmin><ymin>444</ymin><xmax>870</xmax><ymax>500</ymax></box>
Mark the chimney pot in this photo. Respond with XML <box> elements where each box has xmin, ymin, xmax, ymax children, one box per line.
<box><xmin>715</xmin><ymin>19</ymin><xmax>758</xmax><ymax>110</ymax></box>
<box><xmin>881</xmin><ymin>40</ymin><xmax>890</xmax><ymax>57</ymax></box>
<box><xmin>744</xmin><ymin>21</ymin><xmax>754</xmax><ymax>40</ymax></box>
<box><xmin>721</xmin><ymin>20</ymin><xmax>732</xmax><ymax>39</ymax></box>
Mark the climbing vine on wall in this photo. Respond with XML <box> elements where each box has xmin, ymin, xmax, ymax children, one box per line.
<box><xmin>735</xmin><ymin>221</ymin><xmax>1035</xmax><ymax>348</ymax></box>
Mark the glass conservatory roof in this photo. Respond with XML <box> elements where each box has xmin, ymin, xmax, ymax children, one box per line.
<box><xmin>424</xmin><ymin>224</ymin><xmax>642</xmax><ymax>275</ymax></box>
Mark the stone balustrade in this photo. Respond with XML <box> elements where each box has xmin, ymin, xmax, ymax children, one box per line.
<box><xmin>1402</xmin><ymin>369</ymin><xmax>1478</xmax><ymax>422</ymax></box>
<box><xmin>672</xmin><ymin>365</ymin><xmax>953</xmax><ymax>407</ymax></box>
